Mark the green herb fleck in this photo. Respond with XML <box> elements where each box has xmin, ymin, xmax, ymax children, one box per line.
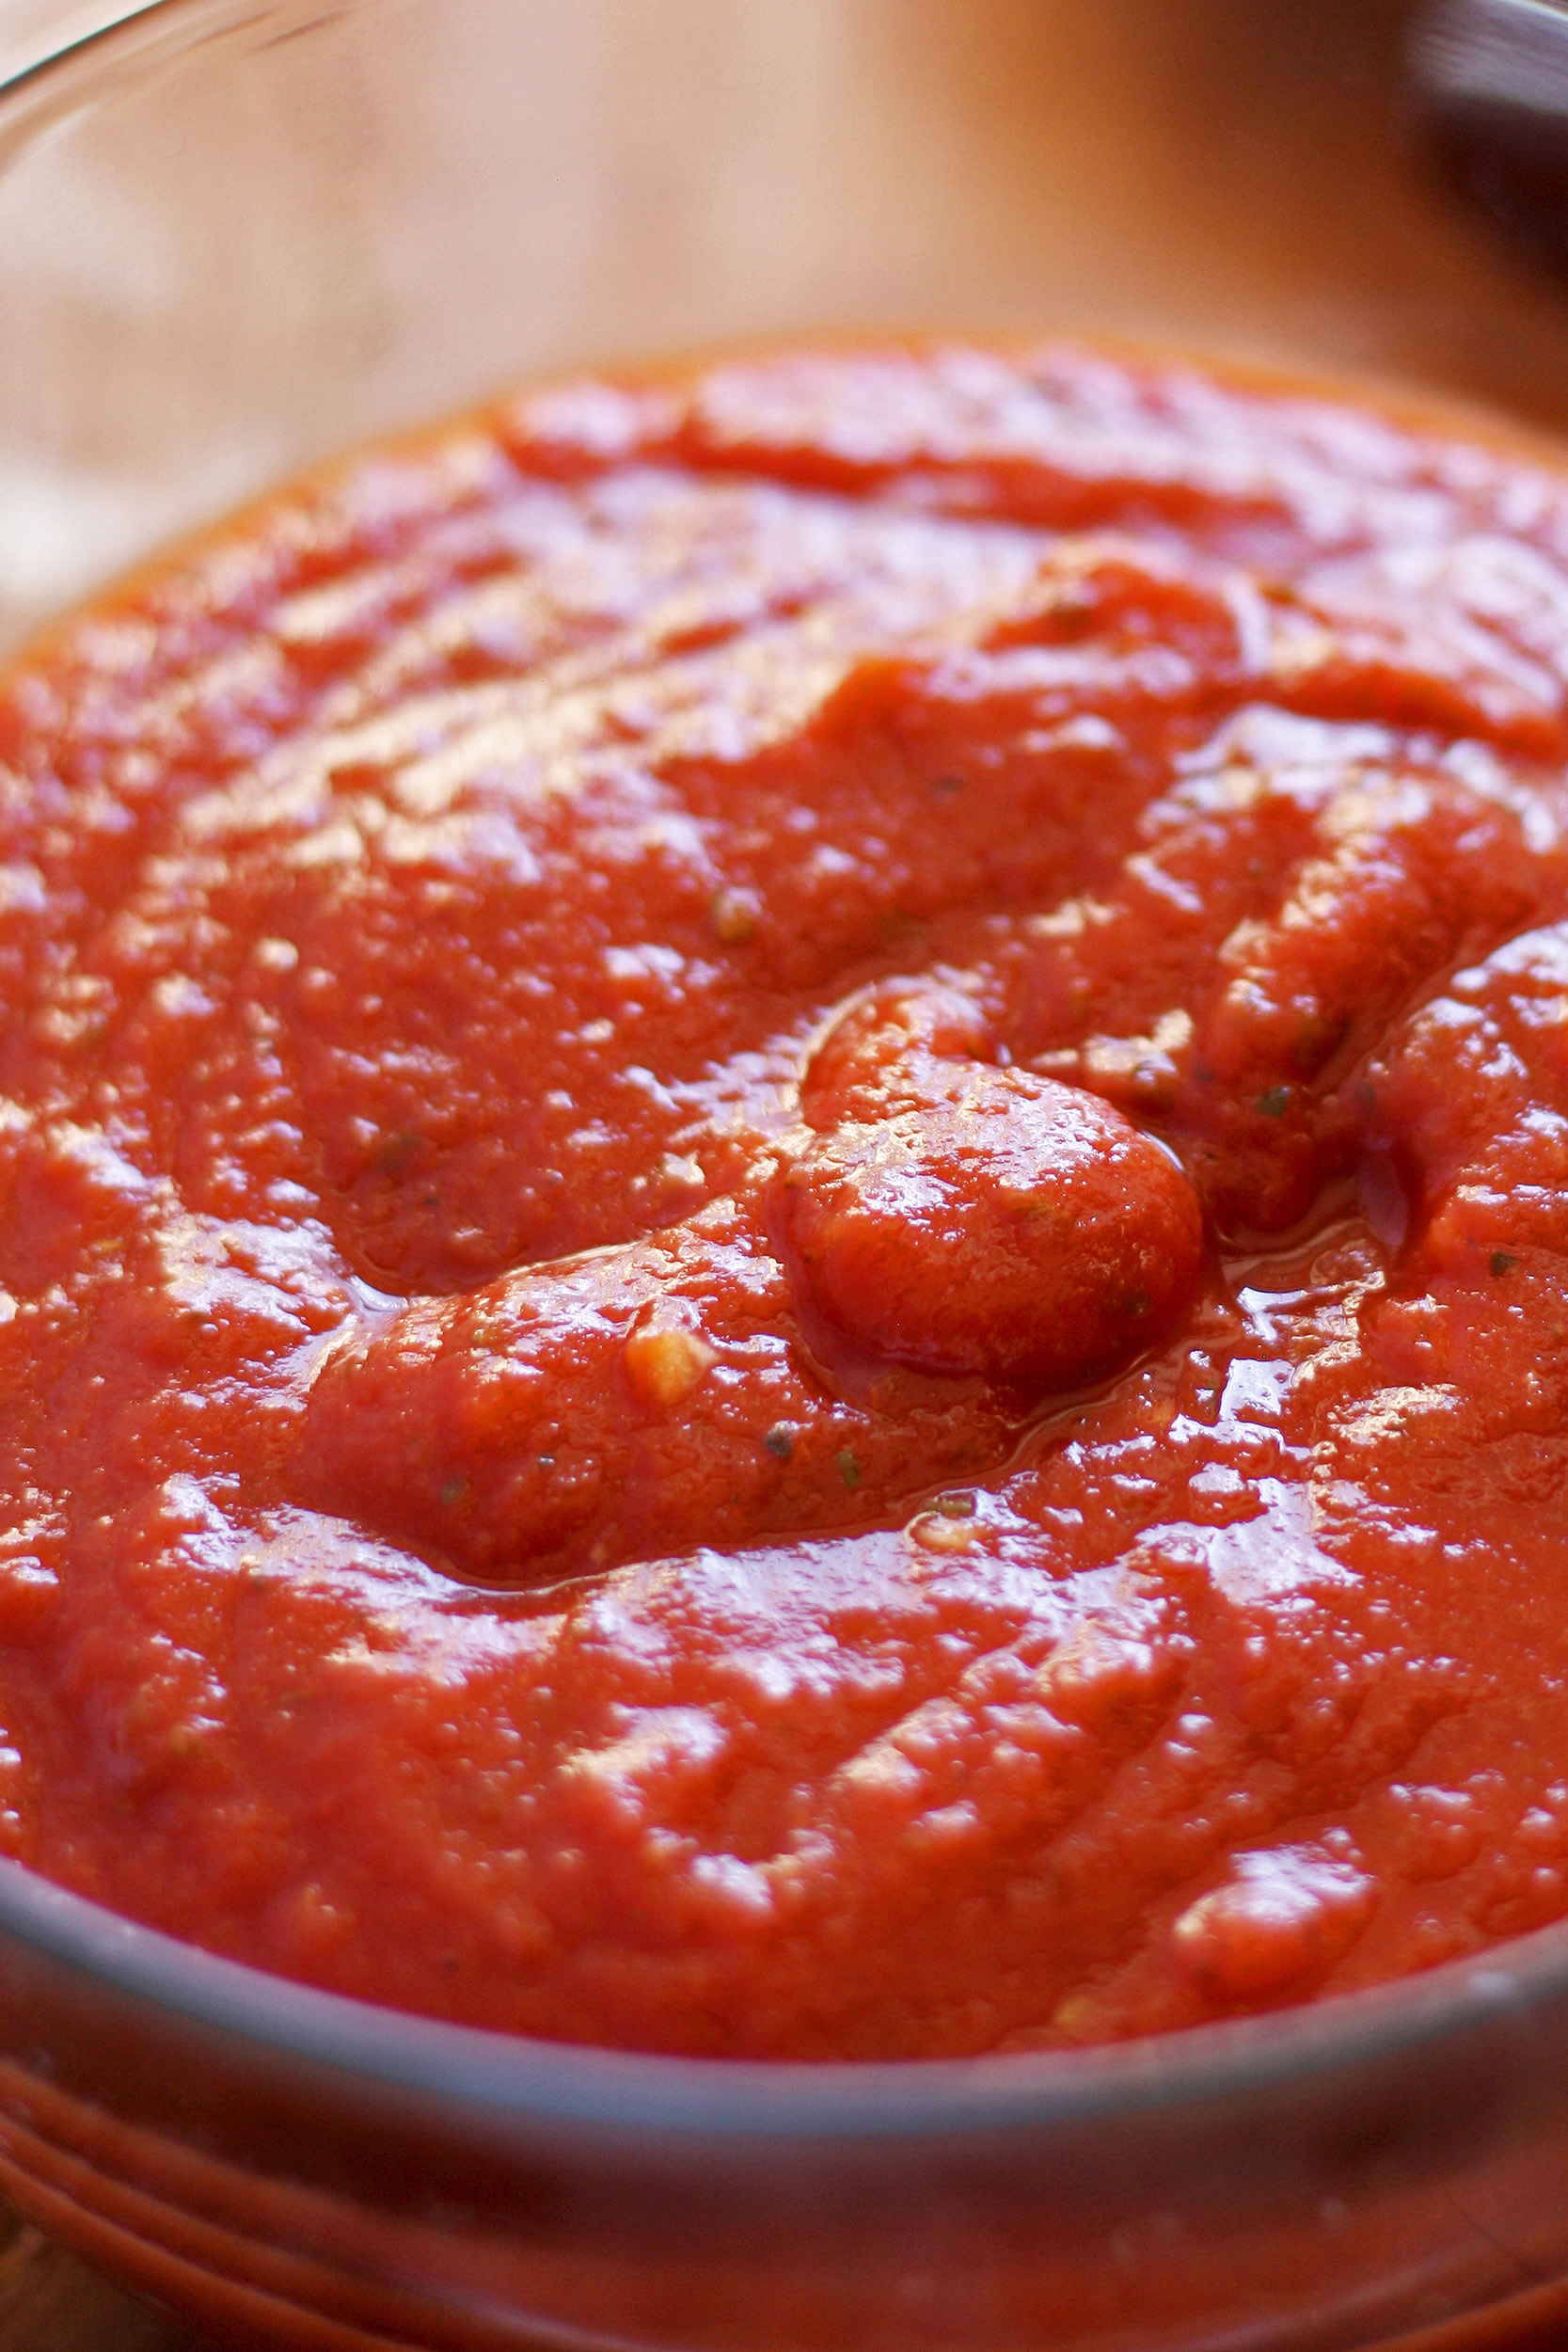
<box><xmin>934</xmin><ymin>1491</ymin><xmax>975</xmax><ymax>1519</ymax></box>
<box><xmin>1256</xmin><ymin>1086</ymin><xmax>1290</xmax><ymax>1120</ymax></box>
<box><xmin>1491</xmin><ymin>1250</ymin><xmax>1516</xmax><ymax>1278</ymax></box>
<box><xmin>439</xmin><ymin>1476</ymin><xmax>468</xmax><ymax>1508</ymax></box>
<box><xmin>765</xmin><ymin>1422</ymin><xmax>796</xmax><ymax>1461</ymax></box>
<box><xmin>835</xmin><ymin>1449</ymin><xmax>862</xmax><ymax>1491</ymax></box>
<box><xmin>374</xmin><ymin>1128</ymin><xmax>420</xmax><ymax>1174</ymax></box>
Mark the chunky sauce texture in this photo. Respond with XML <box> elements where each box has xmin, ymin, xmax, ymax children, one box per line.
<box><xmin>6</xmin><ymin>347</ymin><xmax>1568</xmax><ymax>2055</ymax></box>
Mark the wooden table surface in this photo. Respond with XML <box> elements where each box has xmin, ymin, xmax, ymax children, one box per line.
<box><xmin>0</xmin><ymin>2212</ymin><xmax>201</xmax><ymax>2351</ymax></box>
<box><xmin>5</xmin><ymin>0</ymin><xmax>1568</xmax><ymax>2342</ymax></box>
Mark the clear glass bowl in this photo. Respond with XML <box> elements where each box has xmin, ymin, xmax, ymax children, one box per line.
<box><xmin>7</xmin><ymin>4</ymin><xmax>1568</xmax><ymax>2344</ymax></box>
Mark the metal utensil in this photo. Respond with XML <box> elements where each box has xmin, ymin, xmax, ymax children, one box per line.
<box><xmin>1413</xmin><ymin>0</ymin><xmax>1568</xmax><ymax>268</ymax></box>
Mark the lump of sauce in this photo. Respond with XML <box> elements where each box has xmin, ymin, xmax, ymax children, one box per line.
<box><xmin>5</xmin><ymin>344</ymin><xmax>1568</xmax><ymax>2056</ymax></box>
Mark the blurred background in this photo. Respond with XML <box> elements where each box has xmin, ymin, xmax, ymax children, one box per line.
<box><xmin>6</xmin><ymin>0</ymin><xmax>1568</xmax><ymax>656</ymax></box>
<box><xmin>12</xmin><ymin>3</ymin><xmax>1568</xmax><ymax>414</ymax></box>
<box><xmin>6</xmin><ymin>0</ymin><xmax>1568</xmax><ymax>658</ymax></box>
<box><xmin>0</xmin><ymin>0</ymin><xmax>135</xmax><ymax>76</ymax></box>
<box><xmin>10</xmin><ymin>0</ymin><xmax>1568</xmax><ymax>422</ymax></box>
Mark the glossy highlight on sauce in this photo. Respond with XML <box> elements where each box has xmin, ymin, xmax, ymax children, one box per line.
<box><xmin>5</xmin><ymin>344</ymin><xmax>1568</xmax><ymax>2057</ymax></box>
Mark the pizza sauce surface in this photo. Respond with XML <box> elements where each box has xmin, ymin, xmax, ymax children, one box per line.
<box><xmin>6</xmin><ymin>346</ymin><xmax>1568</xmax><ymax>2055</ymax></box>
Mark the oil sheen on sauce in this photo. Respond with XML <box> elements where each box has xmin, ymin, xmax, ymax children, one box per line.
<box><xmin>4</xmin><ymin>345</ymin><xmax>1568</xmax><ymax>2057</ymax></box>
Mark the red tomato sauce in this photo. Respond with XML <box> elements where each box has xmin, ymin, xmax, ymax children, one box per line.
<box><xmin>6</xmin><ymin>345</ymin><xmax>1568</xmax><ymax>2056</ymax></box>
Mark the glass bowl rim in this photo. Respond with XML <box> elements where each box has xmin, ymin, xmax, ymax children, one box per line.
<box><xmin>3</xmin><ymin>0</ymin><xmax>1568</xmax><ymax>2155</ymax></box>
<box><xmin>3</xmin><ymin>1849</ymin><xmax>1568</xmax><ymax>2143</ymax></box>
<box><xmin>0</xmin><ymin>0</ymin><xmax>265</xmax><ymax>144</ymax></box>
